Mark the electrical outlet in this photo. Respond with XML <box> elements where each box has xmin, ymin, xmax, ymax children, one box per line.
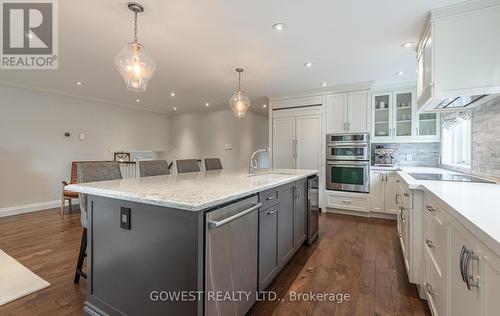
<box><xmin>79</xmin><ymin>133</ymin><xmax>86</xmax><ymax>141</ymax></box>
<box><xmin>406</xmin><ymin>154</ymin><xmax>413</xmax><ymax>161</ymax></box>
<box><xmin>224</xmin><ymin>144</ymin><xmax>232</xmax><ymax>150</ymax></box>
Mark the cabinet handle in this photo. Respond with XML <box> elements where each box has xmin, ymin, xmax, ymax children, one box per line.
<box><xmin>403</xmin><ymin>193</ymin><xmax>409</xmax><ymax>198</ymax></box>
<box><xmin>395</xmin><ymin>194</ymin><xmax>401</xmax><ymax>205</ymax></box>
<box><xmin>425</xmin><ymin>239</ymin><xmax>434</xmax><ymax>248</ymax></box>
<box><xmin>385</xmin><ymin>174</ymin><xmax>388</xmax><ymax>182</ymax></box>
<box><xmin>267</xmin><ymin>209</ymin><xmax>277</xmax><ymax>215</ymax></box>
<box><xmin>341</xmin><ymin>200</ymin><xmax>352</xmax><ymax>204</ymax></box>
<box><xmin>426</xmin><ymin>205</ymin><xmax>436</xmax><ymax>213</ymax></box>
<box><xmin>266</xmin><ymin>195</ymin><xmax>277</xmax><ymax>201</ymax></box>
<box><xmin>425</xmin><ymin>283</ymin><xmax>434</xmax><ymax>297</ymax></box>
<box><xmin>460</xmin><ymin>245</ymin><xmax>467</xmax><ymax>283</ymax></box>
<box><xmin>464</xmin><ymin>249</ymin><xmax>480</xmax><ymax>290</ymax></box>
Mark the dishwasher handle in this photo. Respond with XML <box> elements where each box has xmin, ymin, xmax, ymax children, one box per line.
<box><xmin>208</xmin><ymin>203</ymin><xmax>262</xmax><ymax>229</ymax></box>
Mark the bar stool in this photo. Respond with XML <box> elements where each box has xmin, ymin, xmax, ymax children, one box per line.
<box><xmin>74</xmin><ymin>162</ymin><xmax>122</xmax><ymax>284</ymax></box>
<box><xmin>138</xmin><ymin>160</ymin><xmax>170</xmax><ymax>177</ymax></box>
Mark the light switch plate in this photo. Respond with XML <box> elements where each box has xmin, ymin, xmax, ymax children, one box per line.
<box><xmin>406</xmin><ymin>154</ymin><xmax>413</xmax><ymax>161</ymax></box>
<box><xmin>79</xmin><ymin>133</ymin><xmax>86</xmax><ymax>141</ymax></box>
<box><xmin>120</xmin><ymin>207</ymin><xmax>131</xmax><ymax>230</ymax></box>
<box><xmin>224</xmin><ymin>144</ymin><xmax>232</xmax><ymax>150</ymax></box>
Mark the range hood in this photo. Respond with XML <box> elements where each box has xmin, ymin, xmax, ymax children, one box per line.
<box><xmin>434</xmin><ymin>94</ymin><xmax>499</xmax><ymax>111</ymax></box>
<box><xmin>416</xmin><ymin>1</ymin><xmax>500</xmax><ymax>113</ymax></box>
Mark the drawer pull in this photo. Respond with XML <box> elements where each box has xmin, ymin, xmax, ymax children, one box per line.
<box><xmin>266</xmin><ymin>209</ymin><xmax>277</xmax><ymax>215</ymax></box>
<box><xmin>426</xmin><ymin>205</ymin><xmax>436</xmax><ymax>213</ymax></box>
<box><xmin>266</xmin><ymin>195</ymin><xmax>277</xmax><ymax>201</ymax></box>
<box><xmin>341</xmin><ymin>200</ymin><xmax>352</xmax><ymax>204</ymax></box>
<box><xmin>425</xmin><ymin>239</ymin><xmax>434</xmax><ymax>248</ymax></box>
<box><xmin>403</xmin><ymin>193</ymin><xmax>409</xmax><ymax>197</ymax></box>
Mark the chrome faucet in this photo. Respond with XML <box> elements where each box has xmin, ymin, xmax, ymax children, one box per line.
<box><xmin>249</xmin><ymin>148</ymin><xmax>271</xmax><ymax>175</ymax></box>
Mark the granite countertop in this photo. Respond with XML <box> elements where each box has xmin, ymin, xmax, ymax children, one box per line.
<box><xmin>396</xmin><ymin>167</ymin><xmax>500</xmax><ymax>256</ymax></box>
<box><xmin>66</xmin><ymin>168</ymin><xmax>318</xmax><ymax>212</ymax></box>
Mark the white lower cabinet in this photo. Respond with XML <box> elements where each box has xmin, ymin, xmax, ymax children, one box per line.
<box><xmin>369</xmin><ymin>171</ymin><xmax>385</xmax><ymax>212</ymax></box>
<box><xmin>449</xmin><ymin>224</ymin><xmax>483</xmax><ymax>316</ymax></box>
<box><xmin>325</xmin><ymin>191</ymin><xmax>369</xmax><ymax>213</ymax></box>
<box><xmin>422</xmin><ymin>193</ymin><xmax>500</xmax><ymax>316</ymax></box>
<box><xmin>369</xmin><ymin>170</ymin><xmax>400</xmax><ymax>214</ymax></box>
<box><xmin>484</xmin><ymin>253</ymin><xmax>500</xmax><ymax>315</ymax></box>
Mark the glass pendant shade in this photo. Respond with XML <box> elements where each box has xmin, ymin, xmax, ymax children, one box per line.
<box><xmin>114</xmin><ymin>42</ymin><xmax>156</xmax><ymax>92</ymax></box>
<box><xmin>229</xmin><ymin>90</ymin><xmax>251</xmax><ymax>118</ymax></box>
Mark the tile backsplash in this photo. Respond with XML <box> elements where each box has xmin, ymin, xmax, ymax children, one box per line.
<box><xmin>472</xmin><ymin>95</ymin><xmax>500</xmax><ymax>178</ymax></box>
<box><xmin>371</xmin><ymin>143</ymin><xmax>441</xmax><ymax>167</ymax></box>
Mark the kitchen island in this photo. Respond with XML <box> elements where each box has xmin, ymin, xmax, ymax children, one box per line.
<box><xmin>67</xmin><ymin>168</ymin><xmax>318</xmax><ymax>316</ymax></box>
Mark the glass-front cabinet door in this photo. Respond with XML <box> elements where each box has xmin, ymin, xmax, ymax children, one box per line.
<box><xmin>373</xmin><ymin>93</ymin><xmax>392</xmax><ymax>139</ymax></box>
<box><xmin>418</xmin><ymin>112</ymin><xmax>438</xmax><ymax>137</ymax></box>
<box><xmin>394</xmin><ymin>91</ymin><xmax>413</xmax><ymax>137</ymax></box>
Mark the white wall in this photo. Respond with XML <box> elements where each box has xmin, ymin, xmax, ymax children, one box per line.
<box><xmin>0</xmin><ymin>86</ymin><xmax>270</xmax><ymax>216</ymax></box>
<box><xmin>0</xmin><ymin>86</ymin><xmax>170</xmax><ymax>215</ymax></box>
<box><xmin>168</xmin><ymin>109</ymin><xmax>269</xmax><ymax>171</ymax></box>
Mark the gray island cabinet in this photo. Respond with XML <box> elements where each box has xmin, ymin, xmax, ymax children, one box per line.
<box><xmin>66</xmin><ymin>169</ymin><xmax>317</xmax><ymax>316</ymax></box>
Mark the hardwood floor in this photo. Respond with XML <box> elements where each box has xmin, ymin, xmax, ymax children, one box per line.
<box><xmin>0</xmin><ymin>208</ymin><xmax>429</xmax><ymax>315</ymax></box>
<box><xmin>0</xmin><ymin>207</ymin><xmax>86</xmax><ymax>316</ymax></box>
<box><xmin>249</xmin><ymin>213</ymin><xmax>430</xmax><ymax>316</ymax></box>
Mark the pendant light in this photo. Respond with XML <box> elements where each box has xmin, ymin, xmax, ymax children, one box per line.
<box><xmin>114</xmin><ymin>2</ymin><xmax>156</xmax><ymax>92</ymax></box>
<box><xmin>228</xmin><ymin>68</ymin><xmax>251</xmax><ymax>118</ymax></box>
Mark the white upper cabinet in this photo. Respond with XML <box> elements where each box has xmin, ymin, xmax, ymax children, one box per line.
<box><xmin>372</xmin><ymin>88</ymin><xmax>439</xmax><ymax>143</ymax></box>
<box><xmin>347</xmin><ymin>91</ymin><xmax>371</xmax><ymax>133</ymax></box>
<box><xmin>417</xmin><ymin>1</ymin><xmax>500</xmax><ymax>113</ymax></box>
<box><xmin>325</xmin><ymin>93</ymin><xmax>347</xmax><ymax>133</ymax></box>
<box><xmin>325</xmin><ymin>90</ymin><xmax>371</xmax><ymax>133</ymax></box>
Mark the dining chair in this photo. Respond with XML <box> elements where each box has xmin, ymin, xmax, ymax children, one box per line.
<box><xmin>74</xmin><ymin>161</ymin><xmax>122</xmax><ymax>284</ymax></box>
<box><xmin>204</xmin><ymin>158</ymin><xmax>223</xmax><ymax>171</ymax></box>
<box><xmin>176</xmin><ymin>159</ymin><xmax>200</xmax><ymax>174</ymax></box>
<box><xmin>138</xmin><ymin>160</ymin><xmax>170</xmax><ymax>177</ymax></box>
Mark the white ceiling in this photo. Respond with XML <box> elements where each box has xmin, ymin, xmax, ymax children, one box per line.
<box><xmin>0</xmin><ymin>0</ymin><xmax>464</xmax><ymax>115</ymax></box>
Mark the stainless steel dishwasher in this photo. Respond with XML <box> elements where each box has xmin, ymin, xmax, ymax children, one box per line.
<box><xmin>205</xmin><ymin>195</ymin><xmax>262</xmax><ymax>316</ymax></box>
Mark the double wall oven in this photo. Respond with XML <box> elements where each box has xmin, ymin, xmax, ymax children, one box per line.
<box><xmin>326</xmin><ymin>132</ymin><xmax>370</xmax><ymax>193</ymax></box>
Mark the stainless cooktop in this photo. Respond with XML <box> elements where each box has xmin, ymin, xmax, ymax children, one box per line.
<box><xmin>409</xmin><ymin>173</ymin><xmax>495</xmax><ymax>184</ymax></box>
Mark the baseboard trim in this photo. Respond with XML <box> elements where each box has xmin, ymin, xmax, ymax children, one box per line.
<box><xmin>326</xmin><ymin>208</ymin><xmax>396</xmax><ymax>220</ymax></box>
<box><xmin>0</xmin><ymin>199</ymin><xmax>79</xmax><ymax>218</ymax></box>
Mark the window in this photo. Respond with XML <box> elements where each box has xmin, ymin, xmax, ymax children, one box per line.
<box><xmin>441</xmin><ymin>116</ymin><xmax>471</xmax><ymax>169</ymax></box>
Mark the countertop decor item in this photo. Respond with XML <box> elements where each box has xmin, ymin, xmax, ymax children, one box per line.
<box><xmin>114</xmin><ymin>2</ymin><xmax>156</xmax><ymax>92</ymax></box>
<box><xmin>228</xmin><ymin>68</ymin><xmax>251</xmax><ymax>118</ymax></box>
<box><xmin>114</xmin><ymin>152</ymin><xmax>131</xmax><ymax>163</ymax></box>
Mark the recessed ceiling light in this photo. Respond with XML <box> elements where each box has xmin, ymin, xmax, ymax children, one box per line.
<box><xmin>263</xmin><ymin>104</ymin><xmax>267</xmax><ymax>108</ymax></box>
<box><xmin>205</xmin><ymin>102</ymin><xmax>210</xmax><ymax>107</ymax></box>
<box><xmin>272</xmin><ymin>23</ymin><xmax>286</xmax><ymax>31</ymax></box>
<box><xmin>396</xmin><ymin>71</ymin><xmax>405</xmax><ymax>76</ymax></box>
<box><xmin>136</xmin><ymin>99</ymin><xmax>140</xmax><ymax>103</ymax></box>
<box><xmin>401</xmin><ymin>41</ymin><xmax>416</xmax><ymax>48</ymax></box>
<box><xmin>75</xmin><ymin>81</ymin><xmax>83</xmax><ymax>86</ymax></box>
<box><xmin>170</xmin><ymin>92</ymin><xmax>175</xmax><ymax>97</ymax></box>
<box><xmin>173</xmin><ymin>107</ymin><xmax>177</xmax><ymax>111</ymax></box>
<box><xmin>304</xmin><ymin>62</ymin><xmax>313</xmax><ymax>68</ymax></box>
<box><xmin>321</xmin><ymin>82</ymin><xmax>327</xmax><ymax>87</ymax></box>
